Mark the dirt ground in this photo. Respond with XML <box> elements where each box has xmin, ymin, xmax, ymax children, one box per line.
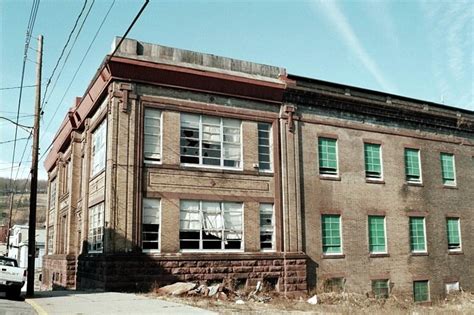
<box><xmin>150</xmin><ymin>290</ymin><xmax>474</xmax><ymax>314</ymax></box>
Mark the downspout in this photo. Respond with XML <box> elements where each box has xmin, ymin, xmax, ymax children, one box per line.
<box><xmin>279</xmin><ymin>107</ymin><xmax>289</xmax><ymax>298</ymax></box>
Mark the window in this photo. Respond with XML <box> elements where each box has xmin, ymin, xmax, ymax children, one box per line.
<box><xmin>142</xmin><ymin>198</ymin><xmax>160</xmax><ymax>251</ymax></box>
<box><xmin>180</xmin><ymin>114</ymin><xmax>241</xmax><ymax>168</ymax></box>
<box><xmin>413</xmin><ymin>280</ymin><xmax>429</xmax><ymax>302</ymax></box>
<box><xmin>372</xmin><ymin>280</ymin><xmax>389</xmax><ymax>298</ymax></box>
<box><xmin>364</xmin><ymin>143</ymin><xmax>382</xmax><ymax>179</ymax></box>
<box><xmin>259</xmin><ymin>204</ymin><xmax>274</xmax><ymax>250</ymax></box>
<box><xmin>318</xmin><ymin>138</ymin><xmax>338</xmax><ymax>176</ymax></box>
<box><xmin>409</xmin><ymin>217</ymin><xmax>427</xmax><ymax>253</ymax></box>
<box><xmin>62</xmin><ymin>162</ymin><xmax>69</xmax><ymax>194</ymax></box>
<box><xmin>144</xmin><ymin>108</ymin><xmax>162</xmax><ymax>163</ymax></box>
<box><xmin>446</xmin><ymin>218</ymin><xmax>461</xmax><ymax>251</ymax></box>
<box><xmin>368</xmin><ymin>216</ymin><xmax>386</xmax><ymax>253</ymax></box>
<box><xmin>405</xmin><ymin>148</ymin><xmax>421</xmax><ymax>183</ymax></box>
<box><xmin>47</xmin><ymin>227</ymin><xmax>54</xmax><ymax>255</ymax></box>
<box><xmin>91</xmin><ymin>120</ymin><xmax>107</xmax><ymax>176</ymax></box>
<box><xmin>446</xmin><ymin>282</ymin><xmax>460</xmax><ymax>294</ymax></box>
<box><xmin>180</xmin><ymin>201</ymin><xmax>243</xmax><ymax>251</ymax></box>
<box><xmin>440</xmin><ymin>153</ymin><xmax>456</xmax><ymax>185</ymax></box>
<box><xmin>323</xmin><ymin>278</ymin><xmax>345</xmax><ymax>293</ymax></box>
<box><xmin>258</xmin><ymin>123</ymin><xmax>272</xmax><ymax>171</ymax></box>
<box><xmin>88</xmin><ymin>203</ymin><xmax>104</xmax><ymax>252</ymax></box>
<box><xmin>321</xmin><ymin>214</ymin><xmax>342</xmax><ymax>254</ymax></box>
<box><xmin>49</xmin><ymin>177</ymin><xmax>56</xmax><ymax>210</ymax></box>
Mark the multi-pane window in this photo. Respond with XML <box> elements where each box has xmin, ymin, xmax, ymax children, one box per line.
<box><xmin>318</xmin><ymin>138</ymin><xmax>338</xmax><ymax>176</ymax></box>
<box><xmin>88</xmin><ymin>203</ymin><xmax>104</xmax><ymax>252</ymax></box>
<box><xmin>409</xmin><ymin>217</ymin><xmax>427</xmax><ymax>253</ymax></box>
<box><xmin>440</xmin><ymin>153</ymin><xmax>456</xmax><ymax>185</ymax></box>
<box><xmin>91</xmin><ymin>120</ymin><xmax>107</xmax><ymax>176</ymax></box>
<box><xmin>180</xmin><ymin>114</ymin><xmax>241</xmax><ymax>168</ymax></box>
<box><xmin>142</xmin><ymin>198</ymin><xmax>160</xmax><ymax>251</ymax></box>
<box><xmin>368</xmin><ymin>216</ymin><xmax>386</xmax><ymax>253</ymax></box>
<box><xmin>413</xmin><ymin>280</ymin><xmax>429</xmax><ymax>302</ymax></box>
<box><xmin>144</xmin><ymin>108</ymin><xmax>161</xmax><ymax>162</ymax></box>
<box><xmin>180</xmin><ymin>201</ymin><xmax>243</xmax><ymax>251</ymax></box>
<box><xmin>405</xmin><ymin>148</ymin><xmax>421</xmax><ymax>183</ymax></box>
<box><xmin>321</xmin><ymin>215</ymin><xmax>342</xmax><ymax>254</ymax></box>
<box><xmin>372</xmin><ymin>280</ymin><xmax>389</xmax><ymax>298</ymax></box>
<box><xmin>47</xmin><ymin>227</ymin><xmax>54</xmax><ymax>255</ymax></box>
<box><xmin>364</xmin><ymin>143</ymin><xmax>382</xmax><ymax>179</ymax></box>
<box><xmin>258</xmin><ymin>123</ymin><xmax>272</xmax><ymax>171</ymax></box>
<box><xmin>49</xmin><ymin>177</ymin><xmax>56</xmax><ymax>210</ymax></box>
<box><xmin>446</xmin><ymin>218</ymin><xmax>461</xmax><ymax>251</ymax></box>
<box><xmin>259</xmin><ymin>204</ymin><xmax>274</xmax><ymax>250</ymax></box>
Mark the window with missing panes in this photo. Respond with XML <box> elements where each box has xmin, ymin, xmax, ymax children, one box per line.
<box><xmin>259</xmin><ymin>204</ymin><xmax>274</xmax><ymax>250</ymax></box>
<box><xmin>368</xmin><ymin>216</ymin><xmax>386</xmax><ymax>253</ymax></box>
<box><xmin>321</xmin><ymin>214</ymin><xmax>342</xmax><ymax>254</ymax></box>
<box><xmin>144</xmin><ymin>108</ymin><xmax>162</xmax><ymax>163</ymax></box>
<box><xmin>372</xmin><ymin>280</ymin><xmax>389</xmax><ymax>298</ymax></box>
<box><xmin>142</xmin><ymin>198</ymin><xmax>160</xmax><ymax>251</ymax></box>
<box><xmin>413</xmin><ymin>280</ymin><xmax>429</xmax><ymax>302</ymax></box>
<box><xmin>258</xmin><ymin>123</ymin><xmax>272</xmax><ymax>171</ymax></box>
<box><xmin>88</xmin><ymin>202</ymin><xmax>104</xmax><ymax>253</ymax></box>
<box><xmin>318</xmin><ymin>138</ymin><xmax>338</xmax><ymax>175</ymax></box>
<box><xmin>91</xmin><ymin>119</ymin><xmax>107</xmax><ymax>176</ymax></box>
<box><xmin>364</xmin><ymin>143</ymin><xmax>382</xmax><ymax>179</ymax></box>
<box><xmin>405</xmin><ymin>148</ymin><xmax>421</xmax><ymax>183</ymax></box>
<box><xmin>446</xmin><ymin>218</ymin><xmax>461</xmax><ymax>251</ymax></box>
<box><xmin>180</xmin><ymin>201</ymin><xmax>243</xmax><ymax>251</ymax></box>
<box><xmin>409</xmin><ymin>217</ymin><xmax>426</xmax><ymax>252</ymax></box>
<box><xmin>180</xmin><ymin>114</ymin><xmax>241</xmax><ymax>168</ymax></box>
<box><xmin>440</xmin><ymin>153</ymin><xmax>456</xmax><ymax>185</ymax></box>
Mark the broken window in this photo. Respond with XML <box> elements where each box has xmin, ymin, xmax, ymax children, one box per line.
<box><xmin>323</xmin><ymin>278</ymin><xmax>345</xmax><ymax>293</ymax></box>
<box><xmin>445</xmin><ymin>282</ymin><xmax>460</xmax><ymax>294</ymax></box>
<box><xmin>258</xmin><ymin>123</ymin><xmax>272</xmax><ymax>171</ymax></box>
<box><xmin>88</xmin><ymin>202</ymin><xmax>104</xmax><ymax>253</ymax></box>
<box><xmin>142</xmin><ymin>198</ymin><xmax>160</xmax><ymax>251</ymax></box>
<box><xmin>372</xmin><ymin>279</ymin><xmax>389</xmax><ymax>298</ymax></box>
<box><xmin>180</xmin><ymin>200</ymin><xmax>243</xmax><ymax>251</ymax></box>
<box><xmin>446</xmin><ymin>218</ymin><xmax>461</xmax><ymax>251</ymax></box>
<box><xmin>318</xmin><ymin>138</ymin><xmax>338</xmax><ymax>176</ymax></box>
<box><xmin>91</xmin><ymin>119</ymin><xmax>107</xmax><ymax>176</ymax></box>
<box><xmin>180</xmin><ymin>114</ymin><xmax>241</xmax><ymax>168</ymax></box>
<box><xmin>259</xmin><ymin>204</ymin><xmax>274</xmax><ymax>250</ymax></box>
<box><xmin>144</xmin><ymin>108</ymin><xmax>162</xmax><ymax>163</ymax></box>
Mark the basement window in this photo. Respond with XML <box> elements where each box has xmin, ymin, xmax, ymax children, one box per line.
<box><xmin>372</xmin><ymin>279</ymin><xmax>389</xmax><ymax>298</ymax></box>
<box><xmin>142</xmin><ymin>198</ymin><xmax>160</xmax><ymax>251</ymax></box>
<box><xmin>446</xmin><ymin>282</ymin><xmax>460</xmax><ymax>294</ymax></box>
<box><xmin>88</xmin><ymin>202</ymin><xmax>104</xmax><ymax>253</ymax></box>
<box><xmin>413</xmin><ymin>280</ymin><xmax>430</xmax><ymax>302</ymax></box>
<box><xmin>143</xmin><ymin>108</ymin><xmax>162</xmax><ymax>163</ymax></box>
<box><xmin>180</xmin><ymin>200</ymin><xmax>243</xmax><ymax>251</ymax></box>
<box><xmin>180</xmin><ymin>114</ymin><xmax>242</xmax><ymax>169</ymax></box>
<box><xmin>259</xmin><ymin>204</ymin><xmax>275</xmax><ymax>251</ymax></box>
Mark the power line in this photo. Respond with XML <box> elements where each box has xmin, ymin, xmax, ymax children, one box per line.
<box><xmin>0</xmin><ymin>137</ymin><xmax>29</xmax><ymax>145</ymax></box>
<box><xmin>8</xmin><ymin>0</ymin><xmax>40</xmax><ymax>194</ymax></box>
<box><xmin>0</xmin><ymin>84</ymin><xmax>39</xmax><ymax>91</ymax></box>
<box><xmin>40</xmin><ymin>0</ymin><xmax>88</xmax><ymax>113</ymax></box>
<box><xmin>0</xmin><ymin>116</ymin><xmax>33</xmax><ymax>131</ymax></box>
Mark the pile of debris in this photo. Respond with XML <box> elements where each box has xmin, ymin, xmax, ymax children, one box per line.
<box><xmin>155</xmin><ymin>280</ymin><xmax>272</xmax><ymax>304</ymax></box>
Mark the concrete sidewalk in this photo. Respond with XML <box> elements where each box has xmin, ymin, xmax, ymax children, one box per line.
<box><xmin>26</xmin><ymin>291</ymin><xmax>216</xmax><ymax>315</ymax></box>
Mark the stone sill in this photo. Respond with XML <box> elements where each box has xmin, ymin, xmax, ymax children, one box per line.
<box><xmin>369</xmin><ymin>253</ymin><xmax>390</xmax><ymax>258</ymax></box>
<box><xmin>322</xmin><ymin>254</ymin><xmax>345</xmax><ymax>259</ymax></box>
<box><xmin>145</xmin><ymin>163</ymin><xmax>275</xmax><ymax>177</ymax></box>
<box><xmin>319</xmin><ymin>175</ymin><xmax>341</xmax><ymax>181</ymax></box>
<box><xmin>406</xmin><ymin>182</ymin><xmax>423</xmax><ymax>187</ymax></box>
<box><xmin>443</xmin><ymin>185</ymin><xmax>458</xmax><ymax>190</ymax></box>
<box><xmin>411</xmin><ymin>252</ymin><xmax>429</xmax><ymax>257</ymax></box>
<box><xmin>448</xmin><ymin>251</ymin><xmax>463</xmax><ymax>255</ymax></box>
<box><xmin>366</xmin><ymin>179</ymin><xmax>385</xmax><ymax>184</ymax></box>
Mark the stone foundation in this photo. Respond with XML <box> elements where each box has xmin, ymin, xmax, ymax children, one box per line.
<box><xmin>77</xmin><ymin>252</ymin><xmax>307</xmax><ymax>295</ymax></box>
<box><xmin>42</xmin><ymin>254</ymin><xmax>77</xmax><ymax>290</ymax></box>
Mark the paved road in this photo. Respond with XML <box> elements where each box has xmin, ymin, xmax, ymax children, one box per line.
<box><xmin>0</xmin><ymin>293</ymin><xmax>36</xmax><ymax>315</ymax></box>
<box><xmin>26</xmin><ymin>291</ymin><xmax>217</xmax><ymax>315</ymax></box>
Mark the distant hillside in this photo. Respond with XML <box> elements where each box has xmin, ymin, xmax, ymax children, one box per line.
<box><xmin>0</xmin><ymin>177</ymin><xmax>48</xmax><ymax>228</ymax></box>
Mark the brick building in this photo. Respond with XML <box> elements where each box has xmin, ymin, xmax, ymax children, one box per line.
<box><xmin>43</xmin><ymin>38</ymin><xmax>474</xmax><ymax>301</ymax></box>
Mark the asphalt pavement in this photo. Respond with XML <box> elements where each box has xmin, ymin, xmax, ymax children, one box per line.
<box><xmin>0</xmin><ymin>293</ymin><xmax>35</xmax><ymax>315</ymax></box>
<box><xmin>24</xmin><ymin>291</ymin><xmax>217</xmax><ymax>315</ymax></box>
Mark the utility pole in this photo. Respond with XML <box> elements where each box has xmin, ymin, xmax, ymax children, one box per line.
<box><xmin>26</xmin><ymin>34</ymin><xmax>42</xmax><ymax>297</ymax></box>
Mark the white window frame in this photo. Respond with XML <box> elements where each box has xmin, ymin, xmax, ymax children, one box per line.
<box><xmin>410</xmin><ymin>217</ymin><xmax>427</xmax><ymax>254</ymax></box>
<box><xmin>321</xmin><ymin>214</ymin><xmax>343</xmax><ymax>255</ymax></box>
<box><xmin>318</xmin><ymin>137</ymin><xmax>339</xmax><ymax>178</ymax></box>
<box><xmin>447</xmin><ymin>218</ymin><xmax>462</xmax><ymax>252</ymax></box>
<box><xmin>368</xmin><ymin>215</ymin><xmax>388</xmax><ymax>254</ymax></box>
<box><xmin>88</xmin><ymin>202</ymin><xmax>104</xmax><ymax>253</ymax></box>
<box><xmin>91</xmin><ymin>119</ymin><xmax>107</xmax><ymax>177</ymax></box>
<box><xmin>441</xmin><ymin>153</ymin><xmax>457</xmax><ymax>186</ymax></box>
<box><xmin>47</xmin><ymin>226</ymin><xmax>54</xmax><ymax>255</ymax></box>
<box><xmin>179</xmin><ymin>200</ymin><xmax>244</xmax><ymax>252</ymax></box>
<box><xmin>143</xmin><ymin>108</ymin><xmax>162</xmax><ymax>165</ymax></box>
<box><xmin>49</xmin><ymin>177</ymin><xmax>57</xmax><ymax>210</ymax></box>
<box><xmin>259</xmin><ymin>203</ymin><xmax>275</xmax><ymax>251</ymax></box>
<box><xmin>257</xmin><ymin>123</ymin><xmax>273</xmax><ymax>172</ymax></box>
<box><xmin>364</xmin><ymin>143</ymin><xmax>384</xmax><ymax>181</ymax></box>
<box><xmin>405</xmin><ymin>148</ymin><xmax>423</xmax><ymax>184</ymax></box>
<box><xmin>142</xmin><ymin>198</ymin><xmax>161</xmax><ymax>253</ymax></box>
<box><xmin>445</xmin><ymin>282</ymin><xmax>460</xmax><ymax>294</ymax></box>
<box><xmin>180</xmin><ymin>114</ymin><xmax>243</xmax><ymax>171</ymax></box>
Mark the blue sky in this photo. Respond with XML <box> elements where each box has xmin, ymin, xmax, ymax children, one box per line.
<box><xmin>0</xmin><ymin>0</ymin><xmax>473</xmax><ymax>180</ymax></box>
